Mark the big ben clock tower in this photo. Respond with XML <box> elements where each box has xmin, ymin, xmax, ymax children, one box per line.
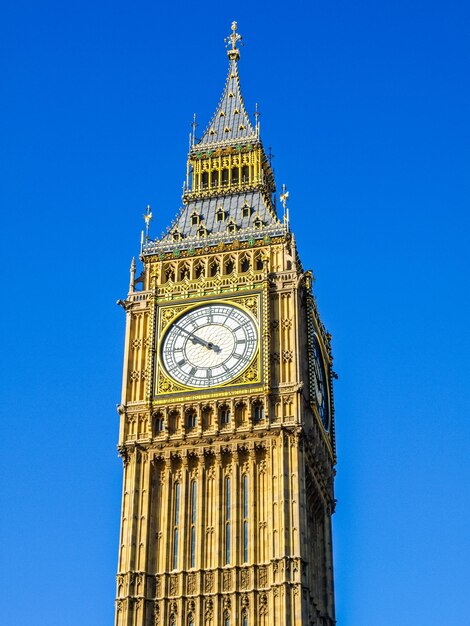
<box><xmin>115</xmin><ymin>22</ymin><xmax>336</xmax><ymax>626</ymax></box>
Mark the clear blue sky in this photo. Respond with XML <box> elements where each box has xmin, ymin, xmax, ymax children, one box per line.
<box><xmin>1</xmin><ymin>1</ymin><xmax>469</xmax><ymax>624</ymax></box>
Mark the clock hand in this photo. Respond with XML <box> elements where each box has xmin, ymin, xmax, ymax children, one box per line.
<box><xmin>174</xmin><ymin>324</ymin><xmax>221</xmax><ymax>352</ymax></box>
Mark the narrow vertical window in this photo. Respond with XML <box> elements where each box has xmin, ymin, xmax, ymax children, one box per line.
<box><xmin>190</xmin><ymin>480</ymin><xmax>197</xmax><ymax>568</ymax></box>
<box><xmin>243</xmin><ymin>474</ymin><xmax>249</xmax><ymax>563</ymax></box>
<box><xmin>225</xmin><ymin>476</ymin><xmax>231</xmax><ymax>564</ymax></box>
<box><xmin>173</xmin><ymin>482</ymin><xmax>180</xmax><ymax>569</ymax></box>
<box><xmin>224</xmin><ymin>611</ymin><xmax>230</xmax><ymax>626</ymax></box>
<box><xmin>242</xmin><ymin>614</ymin><xmax>248</xmax><ymax>626</ymax></box>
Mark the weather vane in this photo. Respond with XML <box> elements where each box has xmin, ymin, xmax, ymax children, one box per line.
<box><xmin>225</xmin><ymin>21</ymin><xmax>243</xmax><ymax>60</ymax></box>
<box><xmin>143</xmin><ymin>204</ymin><xmax>153</xmax><ymax>241</ymax></box>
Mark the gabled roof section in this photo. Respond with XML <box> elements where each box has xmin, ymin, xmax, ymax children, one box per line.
<box><xmin>197</xmin><ymin>22</ymin><xmax>257</xmax><ymax>147</ymax></box>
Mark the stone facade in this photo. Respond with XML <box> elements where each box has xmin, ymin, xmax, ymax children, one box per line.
<box><xmin>115</xmin><ymin>23</ymin><xmax>336</xmax><ymax>626</ymax></box>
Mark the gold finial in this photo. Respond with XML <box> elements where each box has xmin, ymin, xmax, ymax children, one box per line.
<box><xmin>225</xmin><ymin>21</ymin><xmax>243</xmax><ymax>61</ymax></box>
<box><xmin>280</xmin><ymin>184</ymin><xmax>290</xmax><ymax>229</ymax></box>
<box><xmin>143</xmin><ymin>204</ymin><xmax>153</xmax><ymax>241</ymax></box>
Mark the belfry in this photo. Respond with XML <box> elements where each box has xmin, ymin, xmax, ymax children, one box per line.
<box><xmin>115</xmin><ymin>22</ymin><xmax>336</xmax><ymax>626</ymax></box>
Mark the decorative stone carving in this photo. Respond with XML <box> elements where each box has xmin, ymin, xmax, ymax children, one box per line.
<box><xmin>205</xmin><ymin>572</ymin><xmax>214</xmax><ymax>593</ymax></box>
<box><xmin>205</xmin><ymin>598</ymin><xmax>214</xmax><ymax>620</ymax></box>
<box><xmin>153</xmin><ymin>601</ymin><xmax>160</xmax><ymax>626</ymax></box>
<box><xmin>259</xmin><ymin>566</ymin><xmax>267</xmax><ymax>587</ymax></box>
<box><xmin>223</xmin><ymin>570</ymin><xmax>232</xmax><ymax>591</ymax></box>
<box><xmin>187</xmin><ymin>573</ymin><xmax>196</xmax><ymax>595</ymax></box>
<box><xmin>169</xmin><ymin>574</ymin><xmax>178</xmax><ymax>596</ymax></box>
<box><xmin>240</xmin><ymin>568</ymin><xmax>249</xmax><ymax>589</ymax></box>
<box><xmin>259</xmin><ymin>593</ymin><xmax>268</xmax><ymax>615</ymax></box>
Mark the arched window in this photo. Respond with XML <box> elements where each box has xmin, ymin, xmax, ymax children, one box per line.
<box><xmin>242</xmin><ymin>613</ymin><xmax>248</xmax><ymax>626</ymax></box>
<box><xmin>173</xmin><ymin>482</ymin><xmax>180</xmax><ymax>569</ymax></box>
<box><xmin>241</xmin><ymin>256</ymin><xmax>250</xmax><ymax>273</ymax></box>
<box><xmin>210</xmin><ymin>261</ymin><xmax>219</xmax><ymax>277</ymax></box>
<box><xmin>243</xmin><ymin>474</ymin><xmax>249</xmax><ymax>562</ymax></box>
<box><xmin>220</xmin><ymin>406</ymin><xmax>230</xmax><ymax>425</ymax></box>
<box><xmin>253</xmin><ymin>403</ymin><xmax>265</xmax><ymax>423</ymax></box>
<box><xmin>187</xmin><ymin>410</ymin><xmax>197</xmax><ymax>429</ymax></box>
<box><xmin>195</xmin><ymin>262</ymin><xmax>205</xmax><ymax>279</ymax></box>
<box><xmin>225</xmin><ymin>476</ymin><xmax>231</xmax><ymax>564</ymax></box>
<box><xmin>255</xmin><ymin>255</ymin><xmax>264</xmax><ymax>271</ymax></box>
<box><xmin>224</xmin><ymin>612</ymin><xmax>230</xmax><ymax>626</ymax></box>
<box><xmin>188</xmin><ymin>616</ymin><xmax>194</xmax><ymax>626</ymax></box>
<box><xmin>153</xmin><ymin>414</ymin><xmax>165</xmax><ymax>433</ymax></box>
<box><xmin>190</xmin><ymin>480</ymin><xmax>197</xmax><ymax>568</ymax></box>
<box><xmin>225</xmin><ymin>258</ymin><xmax>234</xmax><ymax>275</ymax></box>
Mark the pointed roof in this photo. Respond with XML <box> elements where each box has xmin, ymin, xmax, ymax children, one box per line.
<box><xmin>198</xmin><ymin>59</ymin><xmax>257</xmax><ymax>146</ymax></box>
<box><xmin>196</xmin><ymin>21</ymin><xmax>257</xmax><ymax>147</ymax></box>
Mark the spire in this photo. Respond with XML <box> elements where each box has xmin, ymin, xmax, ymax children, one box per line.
<box><xmin>198</xmin><ymin>22</ymin><xmax>256</xmax><ymax>146</ymax></box>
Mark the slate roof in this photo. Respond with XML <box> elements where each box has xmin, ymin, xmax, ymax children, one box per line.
<box><xmin>197</xmin><ymin>58</ymin><xmax>257</xmax><ymax>146</ymax></box>
<box><xmin>166</xmin><ymin>191</ymin><xmax>279</xmax><ymax>240</ymax></box>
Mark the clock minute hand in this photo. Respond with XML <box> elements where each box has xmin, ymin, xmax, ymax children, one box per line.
<box><xmin>174</xmin><ymin>324</ymin><xmax>220</xmax><ymax>352</ymax></box>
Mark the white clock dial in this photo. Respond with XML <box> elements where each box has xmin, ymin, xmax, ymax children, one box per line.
<box><xmin>161</xmin><ymin>303</ymin><xmax>258</xmax><ymax>388</ymax></box>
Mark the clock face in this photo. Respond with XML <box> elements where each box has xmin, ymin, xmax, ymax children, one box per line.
<box><xmin>161</xmin><ymin>303</ymin><xmax>258</xmax><ymax>388</ymax></box>
<box><xmin>312</xmin><ymin>335</ymin><xmax>329</xmax><ymax>430</ymax></box>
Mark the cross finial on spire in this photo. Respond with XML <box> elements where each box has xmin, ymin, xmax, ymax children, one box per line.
<box><xmin>225</xmin><ymin>21</ymin><xmax>243</xmax><ymax>61</ymax></box>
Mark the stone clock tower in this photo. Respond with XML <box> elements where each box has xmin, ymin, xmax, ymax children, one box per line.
<box><xmin>115</xmin><ymin>23</ymin><xmax>336</xmax><ymax>626</ymax></box>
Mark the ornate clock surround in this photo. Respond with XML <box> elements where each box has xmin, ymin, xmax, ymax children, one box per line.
<box><xmin>153</xmin><ymin>290</ymin><xmax>266</xmax><ymax>401</ymax></box>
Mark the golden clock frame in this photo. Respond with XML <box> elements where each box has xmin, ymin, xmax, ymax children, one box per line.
<box><xmin>152</xmin><ymin>291</ymin><xmax>265</xmax><ymax>400</ymax></box>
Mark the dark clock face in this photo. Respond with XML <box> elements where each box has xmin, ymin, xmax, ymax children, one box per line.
<box><xmin>161</xmin><ymin>303</ymin><xmax>258</xmax><ymax>388</ymax></box>
<box><xmin>312</xmin><ymin>335</ymin><xmax>329</xmax><ymax>430</ymax></box>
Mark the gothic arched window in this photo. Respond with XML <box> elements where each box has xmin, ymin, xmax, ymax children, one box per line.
<box><xmin>243</xmin><ymin>474</ymin><xmax>249</xmax><ymax>562</ymax></box>
<box><xmin>225</xmin><ymin>476</ymin><xmax>231</xmax><ymax>564</ymax></box>
<box><xmin>173</xmin><ymin>482</ymin><xmax>180</xmax><ymax>569</ymax></box>
<box><xmin>190</xmin><ymin>480</ymin><xmax>197</xmax><ymax>568</ymax></box>
<box><xmin>220</xmin><ymin>405</ymin><xmax>230</xmax><ymax>425</ymax></box>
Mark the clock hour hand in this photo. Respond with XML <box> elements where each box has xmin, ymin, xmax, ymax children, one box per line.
<box><xmin>174</xmin><ymin>324</ymin><xmax>221</xmax><ymax>352</ymax></box>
